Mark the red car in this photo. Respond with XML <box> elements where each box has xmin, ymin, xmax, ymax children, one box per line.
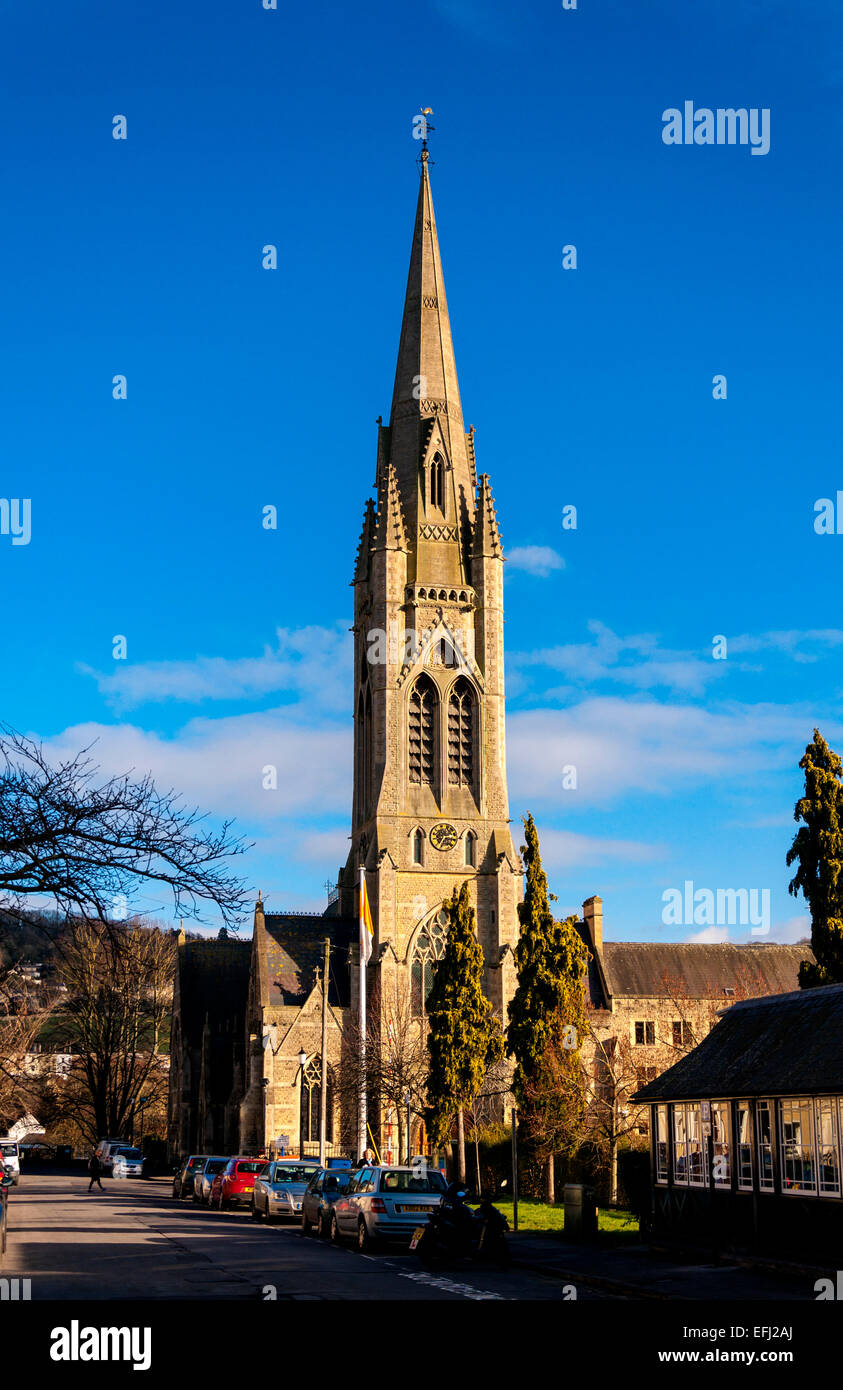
<box><xmin>209</xmin><ymin>1158</ymin><xmax>265</xmax><ymax>1210</ymax></box>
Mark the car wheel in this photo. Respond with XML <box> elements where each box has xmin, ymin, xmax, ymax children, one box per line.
<box><xmin>302</xmin><ymin>1211</ymin><xmax>313</xmax><ymax>1235</ymax></box>
<box><xmin>250</xmin><ymin>1200</ymin><xmax>261</xmax><ymax>1221</ymax></box>
<box><xmin>319</xmin><ymin>1210</ymin><xmax>331</xmax><ymax>1238</ymax></box>
<box><xmin>330</xmin><ymin>1211</ymin><xmax>342</xmax><ymax>1244</ymax></box>
<box><xmin>357</xmin><ymin>1219</ymin><xmax>374</xmax><ymax>1254</ymax></box>
<box><xmin>172</xmin><ymin>1182</ymin><xmax>180</xmax><ymax>1200</ymax></box>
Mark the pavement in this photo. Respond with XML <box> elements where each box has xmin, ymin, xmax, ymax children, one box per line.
<box><xmin>0</xmin><ymin>1172</ymin><xmax>616</xmax><ymax>1302</ymax></box>
<box><xmin>507</xmin><ymin>1229</ymin><xmax>823</xmax><ymax>1300</ymax></box>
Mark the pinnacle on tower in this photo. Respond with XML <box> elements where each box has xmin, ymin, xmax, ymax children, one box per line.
<box><xmin>472</xmin><ymin>473</ymin><xmax>503</xmax><ymax>559</ymax></box>
<box><xmin>353</xmin><ymin>497</ymin><xmax>377</xmax><ymax>582</ymax></box>
<box><xmin>373</xmin><ymin>459</ymin><xmax>409</xmax><ymax>552</ymax></box>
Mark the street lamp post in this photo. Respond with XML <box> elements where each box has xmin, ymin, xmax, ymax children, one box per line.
<box><xmin>297</xmin><ymin>1049</ymin><xmax>307</xmax><ymax>1158</ymax></box>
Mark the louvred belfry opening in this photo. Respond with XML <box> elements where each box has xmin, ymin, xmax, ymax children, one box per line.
<box><xmin>408</xmin><ymin>676</ymin><xmax>436</xmax><ymax>785</ymax></box>
<box><xmin>447</xmin><ymin>677</ymin><xmax>475</xmax><ymax>787</ymax></box>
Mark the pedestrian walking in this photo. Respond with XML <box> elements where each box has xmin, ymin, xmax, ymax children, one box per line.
<box><xmin>87</xmin><ymin>1150</ymin><xmax>104</xmax><ymax>1193</ymax></box>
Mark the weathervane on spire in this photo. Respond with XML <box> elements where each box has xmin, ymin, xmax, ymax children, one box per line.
<box><xmin>414</xmin><ymin>107</ymin><xmax>435</xmax><ymax>167</ymax></box>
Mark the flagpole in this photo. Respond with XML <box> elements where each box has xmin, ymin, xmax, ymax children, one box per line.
<box><xmin>358</xmin><ymin>866</ymin><xmax>367</xmax><ymax>1160</ymax></box>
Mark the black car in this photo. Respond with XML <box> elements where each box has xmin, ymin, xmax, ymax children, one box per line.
<box><xmin>172</xmin><ymin>1154</ymin><xmax>210</xmax><ymax>1199</ymax></box>
<box><xmin>301</xmin><ymin>1166</ymin><xmax>353</xmax><ymax>1237</ymax></box>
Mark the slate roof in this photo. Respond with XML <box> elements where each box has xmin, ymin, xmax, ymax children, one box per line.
<box><xmin>592</xmin><ymin>941</ymin><xmax>809</xmax><ymax>1007</ymax></box>
<box><xmin>633</xmin><ymin>983</ymin><xmax>843</xmax><ymax>1102</ymax></box>
<box><xmin>263</xmin><ymin>914</ymin><xmax>356</xmax><ymax>1008</ymax></box>
<box><xmin>178</xmin><ymin>939</ymin><xmax>251</xmax><ymax>1045</ymax></box>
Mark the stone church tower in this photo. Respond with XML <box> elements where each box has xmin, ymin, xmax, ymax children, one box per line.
<box><xmin>337</xmin><ymin>148</ymin><xmax>523</xmax><ymax>1063</ymax></box>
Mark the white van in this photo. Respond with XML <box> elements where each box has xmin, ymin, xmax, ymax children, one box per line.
<box><xmin>95</xmin><ymin>1139</ymin><xmax>128</xmax><ymax>1172</ymax></box>
<box><xmin>0</xmin><ymin>1140</ymin><xmax>21</xmax><ymax>1186</ymax></box>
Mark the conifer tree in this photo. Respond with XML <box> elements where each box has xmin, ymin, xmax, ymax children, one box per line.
<box><xmin>425</xmin><ymin>881</ymin><xmax>504</xmax><ymax>1181</ymax></box>
<box><xmin>507</xmin><ymin>814</ymin><xmax>590</xmax><ymax>1192</ymax></box>
<box><xmin>787</xmin><ymin>728</ymin><xmax>843</xmax><ymax>987</ymax></box>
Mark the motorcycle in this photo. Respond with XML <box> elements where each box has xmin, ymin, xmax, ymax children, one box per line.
<box><xmin>411</xmin><ymin>1184</ymin><xmax>510</xmax><ymax>1268</ymax></box>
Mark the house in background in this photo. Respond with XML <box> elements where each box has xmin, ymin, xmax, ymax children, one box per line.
<box><xmin>634</xmin><ymin>982</ymin><xmax>843</xmax><ymax>1263</ymax></box>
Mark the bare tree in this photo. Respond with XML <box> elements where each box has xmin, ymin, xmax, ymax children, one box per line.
<box><xmin>0</xmin><ymin>968</ymin><xmax>57</xmax><ymax>1132</ymax></box>
<box><xmin>49</xmin><ymin>919</ymin><xmax>175</xmax><ymax>1144</ymax></box>
<box><xmin>0</xmin><ymin>727</ymin><xmax>249</xmax><ymax>939</ymax></box>
<box><xmin>582</xmin><ymin>1027</ymin><xmax>652</xmax><ymax>1203</ymax></box>
<box><xmin>336</xmin><ymin>980</ymin><xmax>430</xmax><ymax>1161</ymax></box>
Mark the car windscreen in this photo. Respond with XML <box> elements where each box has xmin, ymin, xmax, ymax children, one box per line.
<box><xmin>206</xmin><ymin>1159</ymin><xmax>227</xmax><ymax>1173</ymax></box>
<box><xmin>187</xmin><ymin>1157</ymin><xmax>205</xmax><ymax>1169</ymax></box>
<box><xmin>114</xmin><ymin>1148</ymin><xmax>142</xmax><ymax>1160</ymax></box>
<box><xmin>0</xmin><ymin>1144</ymin><xmax>18</xmax><ymax>1156</ymax></box>
<box><xmin>378</xmin><ymin>1170</ymin><xmax>447</xmax><ymax>1193</ymax></box>
<box><xmin>234</xmin><ymin>1161</ymin><xmax>264</xmax><ymax>1173</ymax></box>
<box><xmin>271</xmin><ymin>1166</ymin><xmax>315</xmax><ymax>1184</ymax></box>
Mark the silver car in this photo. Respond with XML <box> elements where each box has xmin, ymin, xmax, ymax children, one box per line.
<box><xmin>193</xmin><ymin>1156</ymin><xmax>229</xmax><ymax>1204</ymax></box>
<box><xmin>110</xmin><ymin>1145</ymin><xmax>144</xmax><ymax>1178</ymax></box>
<box><xmin>251</xmin><ymin>1160</ymin><xmax>321</xmax><ymax>1223</ymax></box>
<box><xmin>330</xmin><ymin>1165</ymin><xmax>448</xmax><ymax>1252</ymax></box>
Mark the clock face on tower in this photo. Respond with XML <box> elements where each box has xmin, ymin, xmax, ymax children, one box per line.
<box><xmin>430</xmin><ymin>822</ymin><xmax>458</xmax><ymax>852</ymax></box>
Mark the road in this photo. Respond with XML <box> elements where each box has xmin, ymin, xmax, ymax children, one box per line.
<box><xmin>2</xmin><ymin>1172</ymin><xmax>612</xmax><ymax>1301</ymax></box>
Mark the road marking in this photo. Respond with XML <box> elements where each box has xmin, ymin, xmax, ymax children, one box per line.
<box><xmin>396</xmin><ymin>1269</ymin><xmax>505</xmax><ymax>1300</ymax></box>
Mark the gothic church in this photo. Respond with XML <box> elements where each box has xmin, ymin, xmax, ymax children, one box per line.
<box><xmin>169</xmin><ymin>151</ymin><xmax>523</xmax><ymax>1162</ymax></box>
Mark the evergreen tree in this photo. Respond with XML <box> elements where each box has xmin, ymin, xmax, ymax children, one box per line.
<box><xmin>425</xmin><ymin>881</ymin><xmax>504</xmax><ymax>1180</ymax></box>
<box><xmin>787</xmin><ymin>728</ymin><xmax>843</xmax><ymax>987</ymax></box>
<box><xmin>507</xmin><ymin>814</ymin><xmax>590</xmax><ymax>1191</ymax></box>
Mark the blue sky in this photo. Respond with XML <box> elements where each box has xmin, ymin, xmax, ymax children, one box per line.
<box><xmin>1</xmin><ymin>0</ymin><xmax>842</xmax><ymax>942</ymax></box>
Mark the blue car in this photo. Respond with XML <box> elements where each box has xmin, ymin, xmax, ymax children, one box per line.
<box><xmin>301</xmin><ymin>1166</ymin><xmax>353</xmax><ymax>1237</ymax></box>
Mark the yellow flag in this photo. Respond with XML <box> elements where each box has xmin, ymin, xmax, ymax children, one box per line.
<box><xmin>360</xmin><ymin>875</ymin><xmax>374</xmax><ymax>964</ymax></box>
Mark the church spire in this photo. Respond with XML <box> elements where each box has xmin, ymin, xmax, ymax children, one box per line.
<box><xmin>389</xmin><ymin>150</ymin><xmax>464</xmax><ymax>437</ymax></box>
<box><xmin>386</xmin><ymin>150</ymin><xmax>475</xmax><ymax>547</ymax></box>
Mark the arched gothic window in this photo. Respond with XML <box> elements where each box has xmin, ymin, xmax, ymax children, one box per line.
<box><xmin>300</xmin><ymin>1056</ymin><xmax>333</xmax><ymax>1147</ymax></box>
<box><xmin>412</xmin><ymin>828</ymin><xmax>423</xmax><ymax>864</ymax></box>
<box><xmin>408</xmin><ymin>676</ymin><xmax>436</xmax><ymax>786</ymax></box>
<box><xmin>465</xmin><ymin>830</ymin><xmax>476</xmax><ymax>867</ymax></box>
<box><xmin>411</xmin><ymin>911</ymin><xmax>449</xmax><ymax>1017</ymax></box>
<box><xmin>447</xmin><ymin>677</ymin><xmax>475</xmax><ymax>788</ymax></box>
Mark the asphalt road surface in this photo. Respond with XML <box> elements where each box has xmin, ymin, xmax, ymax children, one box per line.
<box><xmin>2</xmin><ymin>1172</ymin><xmax>612</xmax><ymax>1301</ymax></box>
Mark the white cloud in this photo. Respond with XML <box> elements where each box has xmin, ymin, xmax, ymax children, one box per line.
<box><xmin>531</xmin><ymin>828</ymin><xmax>664</xmax><ymax>871</ymax></box>
<box><xmin>295</xmin><ymin>828</ymin><xmax>351</xmax><ymax>866</ymax></box>
<box><xmin>42</xmin><ymin>710</ymin><xmax>351</xmax><ymax>825</ymax></box>
<box><xmin>506</xmin><ymin>546</ymin><xmax>565</xmax><ymax>578</ymax></box>
<box><xmin>512</xmin><ymin>622</ymin><xmax>843</xmax><ymax>699</ymax></box>
<box><xmin>687</xmin><ymin>915</ymin><xmax>810</xmax><ymax>945</ymax></box>
<box><xmin>507</xmin><ymin>696</ymin><xmax>838</xmax><ymax>807</ymax></box>
<box><xmin>77</xmin><ymin>624</ymin><xmax>351</xmax><ymax>713</ymax></box>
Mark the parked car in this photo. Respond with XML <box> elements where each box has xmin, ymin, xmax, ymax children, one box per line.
<box><xmin>0</xmin><ymin>1140</ymin><xmax>21</xmax><ymax>1187</ymax></box>
<box><xmin>252</xmin><ymin>1160</ymin><xmax>321</xmax><ymax>1223</ymax></box>
<box><xmin>173</xmin><ymin>1154</ymin><xmax>211</xmax><ymax>1199</ymax></box>
<box><xmin>110</xmin><ymin>1145</ymin><xmax>144</xmax><ymax>1178</ymax></box>
<box><xmin>330</xmin><ymin>1165</ymin><xmax>448</xmax><ymax>1251</ymax></box>
<box><xmin>301</xmin><ymin>1166</ymin><xmax>352</xmax><ymax>1236</ymax></box>
<box><xmin>193</xmin><ymin>1156</ymin><xmax>229</xmax><ymax>1204</ymax></box>
<box><xmin>210</xmin><ymin>1158</ymin><xmax>266</xmax><ymax>1210</ymax></box>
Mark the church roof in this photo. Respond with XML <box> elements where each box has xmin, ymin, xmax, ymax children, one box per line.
<box><xmin>588</xmin><ymin>941</ymin><xmax>809</xmax><ymax>1008</ymax></box>
<box><xmin>177</xmin><ymin>938</ymin><xmax>251</xmax><ymax>1044</ymax></box>
<box><xmin>633</xmin><ymin>983</ymin><xmax>843</xmax><ymax>1101</ymax></box>
<box><xmin>262</xmin><ymin>914</ymin><xmax>356</xmax><ymax>1008</ymax></box>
